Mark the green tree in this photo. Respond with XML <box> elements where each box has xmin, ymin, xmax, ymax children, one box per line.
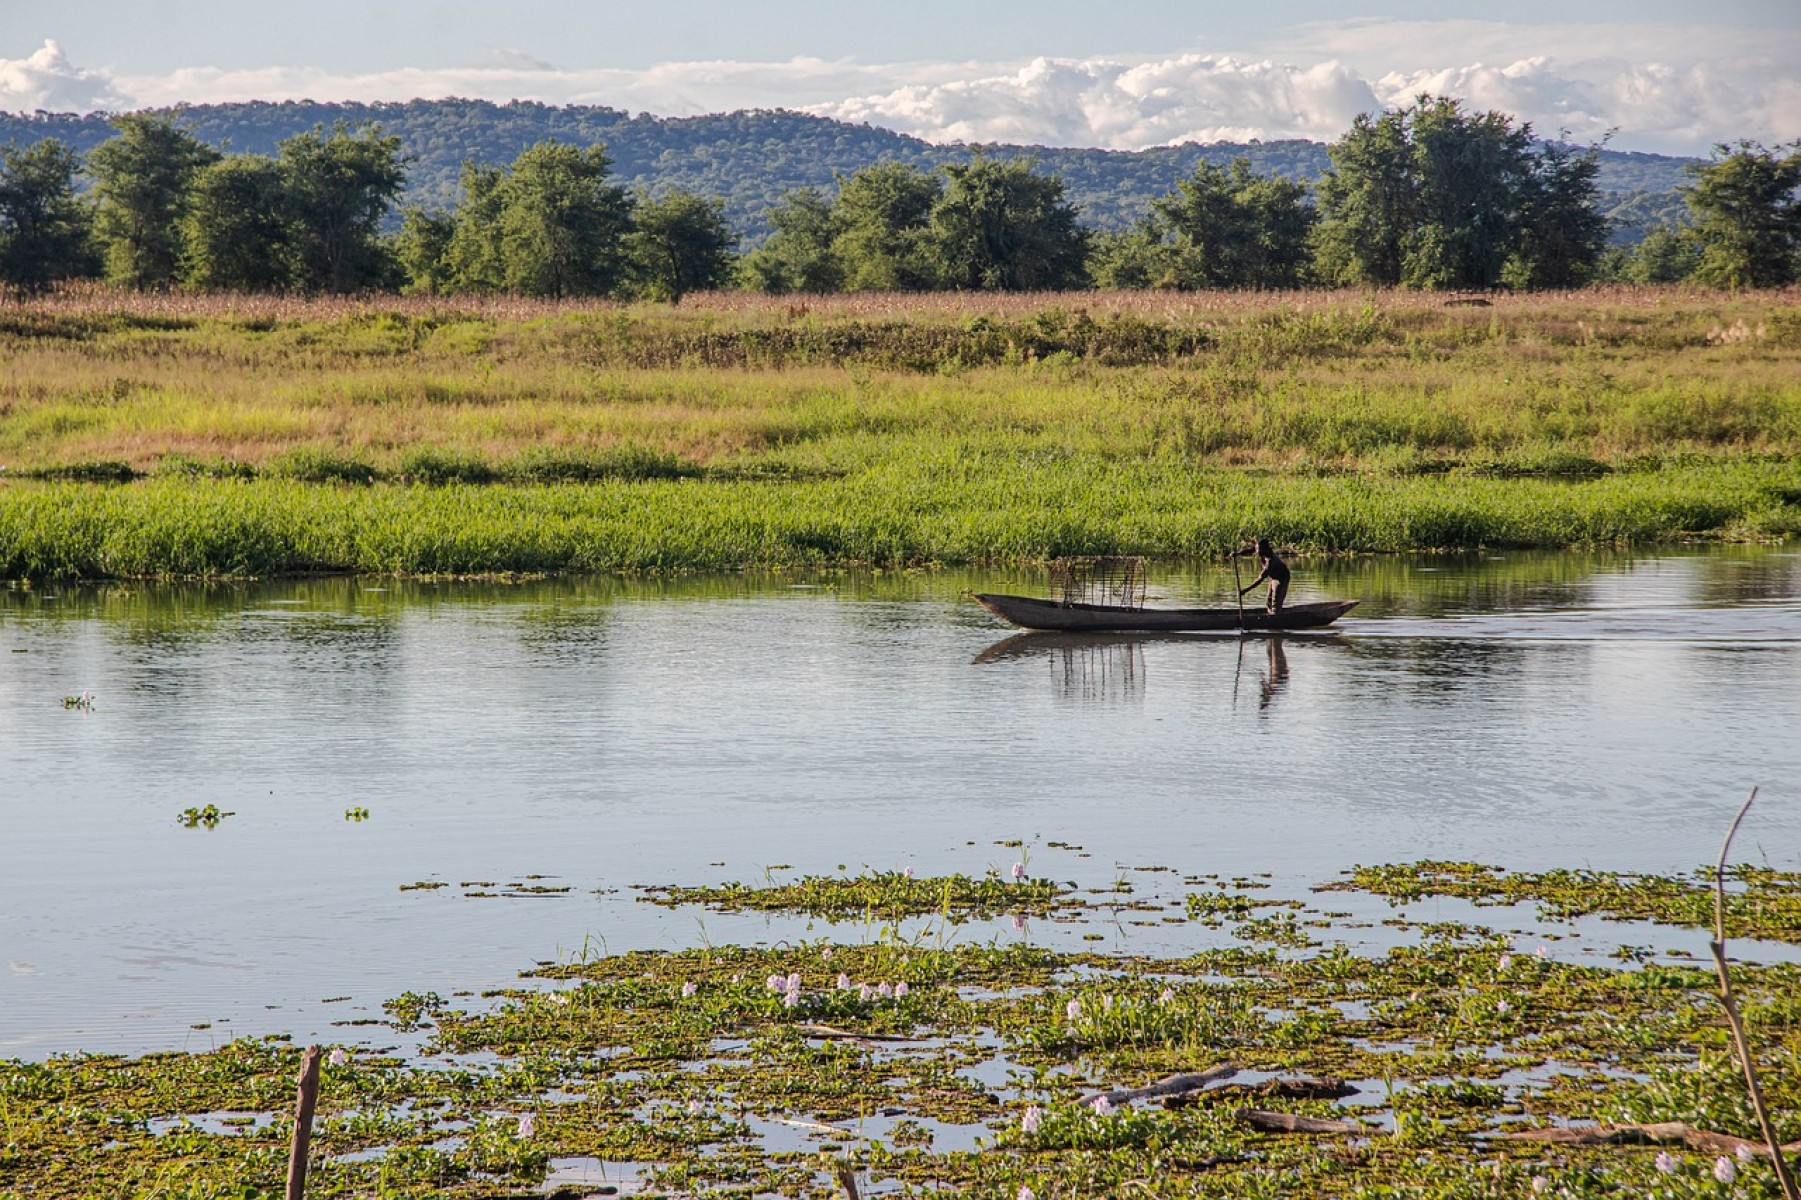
<box><xmin>0</xmin><ymin>139</ymin><xmax>96</xmax><ymax>295</ymax></box>
<box><xmin>1682</xmin><ymin>141</ymin><xmax>1801</xmax><ymax>288</ymax></box>
<box><xmin>626</xmin><ymin>190</ymin><xmax>738</xmax><ymax>302</ymax></box>
<box><xmin>461</xmin><ymin>142</ymin><xmax>633</xmax><ymax>297</ymax></box>
<box><xmin>278</xmin><ymin>123</ymin><xmax>407</xmax><ymax>292</ymax></box>
<box><xmin>1149</xmin><ymin>159</ymin><xmax>1315</xmax><ymax>288</ymax></box>
<box><xmin>1314</xmin><ymin>95</ymin><xmax>1560</xmax><ymax>291</ymax></box>
<box><xmin>1086</xmin><ymin>225</ymin><xmax>1171</xmax><ymax>290</ymax></box>
<box><xmin>1507</xmin><ymin>140</ymin><xmax>1611</xmax><ymax>289</ymax></box>
<box><xmin>394</xmin><ymin>207</ymin><xmax>457</xmax><ymax>295</ymax></box>
<box><xmin>181</xmin><ymin>155</ymin><xmax>291</xmax><ymax>291</ymax></box>
<box><xmin>928</xmin><ymin>157</ymin><xmax>1088</xmax><ymax>291</ymax></box>
<box><xmin>831</xmin><ymin>162</ymin><xmax>940</xmax><ymax>291</ymax></box>
<box><xmin>1625</xmin><ymin>227</ymin><xmax>1703</xmax><ymax>283</ymax></box>
<box><xmin>87</xmin><ymin>112</ymin><xmax>220</xmax><ymax>289</ymax></box>
<box><xmin>740</xmin><ymin>188</ymin><xmax>842</xmax><ymax>293</ymax></box>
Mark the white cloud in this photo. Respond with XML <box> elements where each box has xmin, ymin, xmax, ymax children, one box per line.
<box><xmin>3</xmin><ymin>22</ymin><xmax>1797</xmax><ymax>156</ymax></box>
<box><xmin>0</xmin><ymin>39</ymin><xmax>127</xmax><ymax>113</ymax></box>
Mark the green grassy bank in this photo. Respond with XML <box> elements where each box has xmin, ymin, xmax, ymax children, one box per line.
<box><xmin>2</xmin><ymin>289</ymin><xmax>1798</xmax><ymax>578</ymax></box>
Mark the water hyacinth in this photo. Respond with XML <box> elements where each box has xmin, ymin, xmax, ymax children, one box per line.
<box><xmin>1713</xmin><ymin>1155</ymin><xmax>1736</xmax><ymax>1183</ymax></box>
<box><xmin>327</xmin><ymin>1048</ymin><xmax>348</xmax><ymax>1067</ymax></box>
<box><xmin>877</xmin><ymin>982</ymin><xmax>893</xmax><ymax>998</ymax></box>
<box><xmin>1737</xmin><ymin>1143</ymin><xmax>1758</xmax><ymax>1162</ymax></box>
<box><xmin>1011</xmin><ymin>862</ymin><xmax>1027</xmax><ymax>882</ymax></box>
<box><xmin>687</xmin><ymin>1099</ymin><xmax>703</xmax><ymax>1115</ymax></box>
<box><xmin>1654</xmin><ymin>1151</ymin><xmax>1677</xmax><ymax>1174</ymax></box>
<box><xmin>837</xmin><ymin>973</ymin><xmax>852</xmax><ymax>990</ymax></box>
<box><xmin>1091</xmin><ymin>1095</ymin><xmax>1113</xmax><ymax>1116</ymax></box>
<box><xmin>1158</xmin><ymin>987</ymin><xmax>1175</xmax><ymax>1004</ymax></box>
<box><xmin>1530</xmin><ymin>1176</ymin><xmax>1550</xmax><ymax>1194</ymax></box>
<box><xmin>1498</xmin><ymin>954</ymin><xmax>1513</xmax><ymax>971</ymax></box>
<box><xmin>517</xmin><ymin>1113</ymin><xmax>536</xmax><ymax>1139</ymax></box>
<box><xmin>1496</xmin><ymin>999</ymin><xmax>1511</xmax><ymax>1014</ymax></box>
<box><xmin>1021</xmin><ymin>1105</ymin><xmax>1041</xmax><ymax>1135</ymax></box>
<box><xmin>1011</xmin><ymin>914</ymin><xmax>1026</xmax><ymax>932</ymax></box>
<box><xmin>859</xmin><ymin>983</ymin><xmax>875</xmax><ymax>1001</ymax></box>
<box><xmin>681</xmin><ymin>981</ymin><xmax>697</xmax><ymax>997</ymax></box>
<box><xmin>1101</xmin><ymin>994</ymin><xmax>1114</xmax><ymax>1011</ymax></box>
<box><xmin>765</xmin><ymin>974</ymin><xmax>785</xmax><ymax>993</ymax></box>
<box><xmin>786</xmin><ymin>972</ymin><xmax>802</xmax><ymax>993</ymax></box>
<box><xmin>903</xmin><ymin>866</ymin><xmax>914</xmax><ymax>879</ymax></box>
<box><xmin>894</xmin><ymin>981</ymin><xmax>909</xmax><ymax>998</ymax></box>
<box><xmin>1065</xmin><ymin>999</ymin><xmax>1082</xmax><ymax>1022</ymax></box>
<box><xmin>1018</xmin><ymin>1187</ymin><xmax>1035</xmax><ymax>1200</ymax></box>
<box><xmin>783</xmin><ymin>990</ymin><xmax>800</xmax><ymax>1009</ymax></box>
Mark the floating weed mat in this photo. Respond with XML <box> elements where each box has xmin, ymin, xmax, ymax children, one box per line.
<box><xmin>1332</xmin><ymin>860</ymin><xmax>1801</xmax><ymax>940</ymax></box>
<box><xmin>637</xmin><ymin>870</ymin><xmax>1073</xmax><ymax>922</ymax></box>
<box><xmin>8</xmin><ymin>874</ymin><xmax>1801</xmax><ymax>1198</ymax></box>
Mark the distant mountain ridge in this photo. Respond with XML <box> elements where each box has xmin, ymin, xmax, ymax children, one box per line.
<box><xmin>0</xmin><ymin>98</ymin><xmax>1697</xmax><ymax>243</ymax></box>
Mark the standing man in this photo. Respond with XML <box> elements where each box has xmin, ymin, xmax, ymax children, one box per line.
<box><xmin>1233</xmin><ymin>538</ymin><xmax>1290</xmax><ymax>613</ymax></box>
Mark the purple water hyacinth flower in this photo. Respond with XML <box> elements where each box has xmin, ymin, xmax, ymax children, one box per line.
<box><xmin>1530</xmin><ymin>1176</ymin><xmax>1550</xmax><ymax>1194</ymax></box>
<box><xmin>903</xmin><ymin>866</ymin><xmax>915</xmax><ymax>879</ymax></box>
<box><xmin>894</xmin><ymin>981</ymin><xmax>909</xmax><ymax>998</ymax></box>
<box><xmin>860</xmin><ymin>983</ymin><xmax>874</xmax><ymax>1001</ymax></box>
<box><xmin>837</xmin><ymin>973</ymin><xmax>852</xmax><ymax>990</ymax></box>
<box><xmin>766</xmin><ymin>974</ymin><xmax>785</xmax><ymax>992</ymax></box>
<box><xmin>1101</xmin><ymin>995</ymin><xmax>1113</xmax><ymax>1011</ymax></box>
<box><xmin>328</xmin><ymin>1048</ymin><xmax>349</xmax><ymax>1067</ymax></box>
<box><xmin>1011</xmin><ymin>862</ymin><xmax>1026</xmax><ymax>882</ymax></box>
<box><xmin>1065</xmin><ymin>999</ymin><xmax>1081</xmax><ymax>1022</ymax></box>
<box><xmin>1654</xmin><ymin>1151</ymin><xmax>1677</xmax><ymax>1174</ymax></box>
<box><xmin>517</xmin><ymin>1113</ymin><xmax>536</xmax><ymax>1139</ymax></box>
<box><xmin>1158</xmin><ymin>987</ymin><xmax>1175</xmax><ymax>1004</ymax></box>
<box><xmin>821</xmin><ymin>947</ymin><xmax>832</xmax><ymax>961</ymax></box>
<box><xmin>687</xmin><ymin>1099</ymin><xmax>702</xmax><ymax>1115</ymax></box>
<box><xmin>786</xmin><ymin>972</ymin><xmax>802</xmax><ymax>993</ymax></box>
<box><xmin>783</xmin><ymin>990</ymin><xmax>800</xmax><ymax>1009</ymax></box>
<box><xmin>1017</xmin><ymin>1187</ymin><xmax>1035</xmax><ymax>1200</ymax></box>
<box><xmin>1091</xmin><ymin>1095</ymin><xmax>1113</xmax><ymax>1116</ymax></box>
<box><xmin>1713</xmin><ymin>1156</ymin><xmax>1737</xmax><ymax>1183</ymax></box>
<box><xmin>1737</xmin><ymin>1143</ymin><xmax>1758</xmax><ymax>1162</ymax></box>
<box><xmin>1496</xmin><ymin>999</ymin><xmax>1510</xmax><ymax>1014</ymax></box>
<box><xmin>681</xmin><ymin>981</ymin><xmax>697</xmax><ymax>997</ymax></box>
<box><xmin>1021</xmin><ymin>1105</ymin><xmax>1041</xmax><ymax>1134</ymax></box>
<box><xmin>877</xmin><ymin>982</ymin><xmax>893</xmax><ymax>998</ymax></box>
<box><xmin>1011</xmin><ymin>914</ymin><xmax>1026</xmax><ymax>932</ymax></box>
<box><xmin>1498</xmin><ymin>954</ymin><xmax>1513</xmax><ymax>971</ymax></box>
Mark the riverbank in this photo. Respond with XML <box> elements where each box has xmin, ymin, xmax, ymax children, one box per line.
<box><xmin>3</xmin><ymin>287</ymin><xmax>1799</xmax><ymax>579</ymax></box>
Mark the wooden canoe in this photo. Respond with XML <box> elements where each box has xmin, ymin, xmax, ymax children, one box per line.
<box><xmin>972</xmin><ymin>593</ymin><xmax>1359</xmax><ymax>633</ymax></box>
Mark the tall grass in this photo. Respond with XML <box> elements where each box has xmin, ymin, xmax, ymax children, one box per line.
<box><xmin>3</xmin><ymin>459</ymin><xmax>1796</xmax><ymax>580</ymax></box>
<box><xmin>1</xmin><ymin>288</ymin><xmax>1796</xmax><ymax>578</ymax></box>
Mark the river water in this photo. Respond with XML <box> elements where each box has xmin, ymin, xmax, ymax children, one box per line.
<box><xmin>3</xmin><ymin>547</ymin><xmax>1798</xmax><ymax>1057</ymax></box>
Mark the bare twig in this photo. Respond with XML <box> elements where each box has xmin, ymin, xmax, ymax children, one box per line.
<box><xmin>1712</xmin><ymin>787</ymin><xmax>1800</xmax><ymax>1200</ymax></box>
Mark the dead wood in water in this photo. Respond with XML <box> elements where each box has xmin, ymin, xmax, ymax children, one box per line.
<box><xmin>285</xmin><ymin>1044</ymin><xmax>322</xmax><ymax>1200</ymax></box>
<box><xmin>1497</xmin><ymin>1121</ymin><xmax>1801</xmax><ymax>1158</ymax></box>
<box><xmin>1238</xmin><ymin>1108</ymin><xmax>1364</xmax><ymax>1135</ymax></box>
<box><xmin>1079</xmin><ymin>1064</ymin><xmax>1238</xmax><ymax>1108</ymax></box>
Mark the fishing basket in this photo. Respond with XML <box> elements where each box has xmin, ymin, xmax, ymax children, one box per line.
<box><xmin>1049</xmin><ymin>555</ymin><xmax>1145</xmax><ymax>609</ymax></box>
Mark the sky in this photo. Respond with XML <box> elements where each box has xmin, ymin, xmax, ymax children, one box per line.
<box><xmin>3</xmin><ymin>1</ymin><xmax>1798</xmax><ymax>155</ymax></box>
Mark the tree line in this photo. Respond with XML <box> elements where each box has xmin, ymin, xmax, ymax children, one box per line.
<box><xmin>2</xmin><ymin>95</ymin><xmax>1797</xmax><ymax>299</ymax></box>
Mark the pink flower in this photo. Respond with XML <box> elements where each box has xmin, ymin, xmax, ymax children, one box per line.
<box><xmin>1498</xmin><ymin>954</ymin><xmax>1513</xmax><ymax>971</ymax></box>
<box><xmin>1737</xmin><ymin>1143</ymin><xmax>1758</xmax><ymax>1163</ymax></box>
<box><xmin>517</xmin><ymin>1113</ymin><xmax>536</xmax><ymax>1139</ymax></box>
<box><xmin>1091</xmin><ymin>1095</ymin><xmax>1113</xmax><ymax>1116</ymax></box>
<box><xmin>327</xmin><ymin>1048</ymin><xmax>348</xmax><ymax>1067</ymax></box>
<box><xmin>859</xmin><ymin>983</ymin><xmax>874</xmax><ymax>1001</ymax></box>
<box><xmin>1530</xmin><ymin>1176</ymin><xmax>1550</xmax><ymax>1194</ymax></box>
<box><xmin>766</xmin><ymin>974</ymin><xmax>785</xmax><ymax>992</ymax></box>
<box><xmin>1021</xmin><ymin>1105</ymin><xmax>1041</xmax><ymax>1134</ymax></box>
<box><xmin>903</xmin><ymin>866</ymin><xmax>915</xmax><ymax>879</ymax></box>
<box><xmin>1011</xmin><ymin>914</ymin><xmax>1026</xmax><ymax>932</ymax></box>
<box><xmin>1496</xmin><ymin>999</ymin><xmax>1510</xmax><ymax>1015</ymax></box>
<box><xmin>786</xmin><ymin>972</ymin><xmax>802</xmax><ymax>993</ymax></box>
<box><xmin>1654</xmin><ymin>1151</ymin><xmax>1677</xmax><ymax>1174</ymax></box>
<box><xmin>1713</xmin><ymin>1156</ymin><xmax>1737</xmax><ymax>1183</ymax></box>
<box><xmin>1065</xmin><ymin>999</ymin><xmax>1082</xmax><ymax>1022</ymax></box>
<box><xmin>1017</xmin><ymin>1188</ymin><xmax>1035</xmax><ymax>1200</ymax></box>
<box><xmin>687</xmin><ymin>1099</ymin><xmax>702</xmax><ymax>1115</ymax></box>
<box><xmin>1101</xmin><ymin>995</ymin><xmax>1113</xmax><ymax>1011</ymax></box>
<box><xmin>877</xmin><ymin>982</ymin><xmax>893</xmax><ymax>998</ymax></box>
<box><xmin>837</xmin><ymin>973</ymin><xmax>852</xmax><ymax>990</ymax></box>
<box><xmin>821</xmin><ymin>947</ymin><xmax>833</xmax><ymax>961</ymax></box>
<box><xmin>1158</xmin><ymin>988</ymin><xmax>1175</xmax><ymax>1004</ymax></box>
<box><xmin>1011</xmin><ymin>862</ymin><xmax>1027</xmax><ymax>882</ymax></box>
<box><xmin>783</xmin><ymin>990</ymin><xmax>800</xmax><ymax>1009</ymax></box>
<box><xmin>894</xmin><ymin>981</ymin><xmax>909</xmax><ymax>999</ymax></box>
<box><xmin>681</xmin><ymin>981</ymin><xmax>697</xmax><ymax>998</ymax></box>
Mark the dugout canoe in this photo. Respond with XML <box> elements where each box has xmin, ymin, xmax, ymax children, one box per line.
<box><xmin>971</xmin><ymin>593</ymin><xmax>1359</xmax><ymax>633</ymax></box>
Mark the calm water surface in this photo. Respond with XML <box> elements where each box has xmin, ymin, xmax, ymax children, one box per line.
<box><xmin>3</xmin><ymin>547</ymin><xmax>1798</xmax><ymax>1056</ymax></box>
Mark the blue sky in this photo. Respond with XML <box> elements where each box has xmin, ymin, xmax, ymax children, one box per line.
<box><xmin>4</xmin><ymin>2</ymin><xmax>1798</xmax><ymax>153</ymax></box>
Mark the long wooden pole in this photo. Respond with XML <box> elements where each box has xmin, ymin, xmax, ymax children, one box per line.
<box><xmin>286</xmin><ymin>1045</ymin><xmax>323</xmax><ymax>1200</ymax></box>
<box><xmin>1230</xmin><ymin>549</ymin><xmax>1247</xmax><ymax>632</ymax></box>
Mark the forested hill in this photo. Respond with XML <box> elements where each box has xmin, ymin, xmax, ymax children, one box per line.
<box><xmin>0</xmin><ymin>98</ymin><xmax>1696</xmax><ymax>240</ymax></box>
